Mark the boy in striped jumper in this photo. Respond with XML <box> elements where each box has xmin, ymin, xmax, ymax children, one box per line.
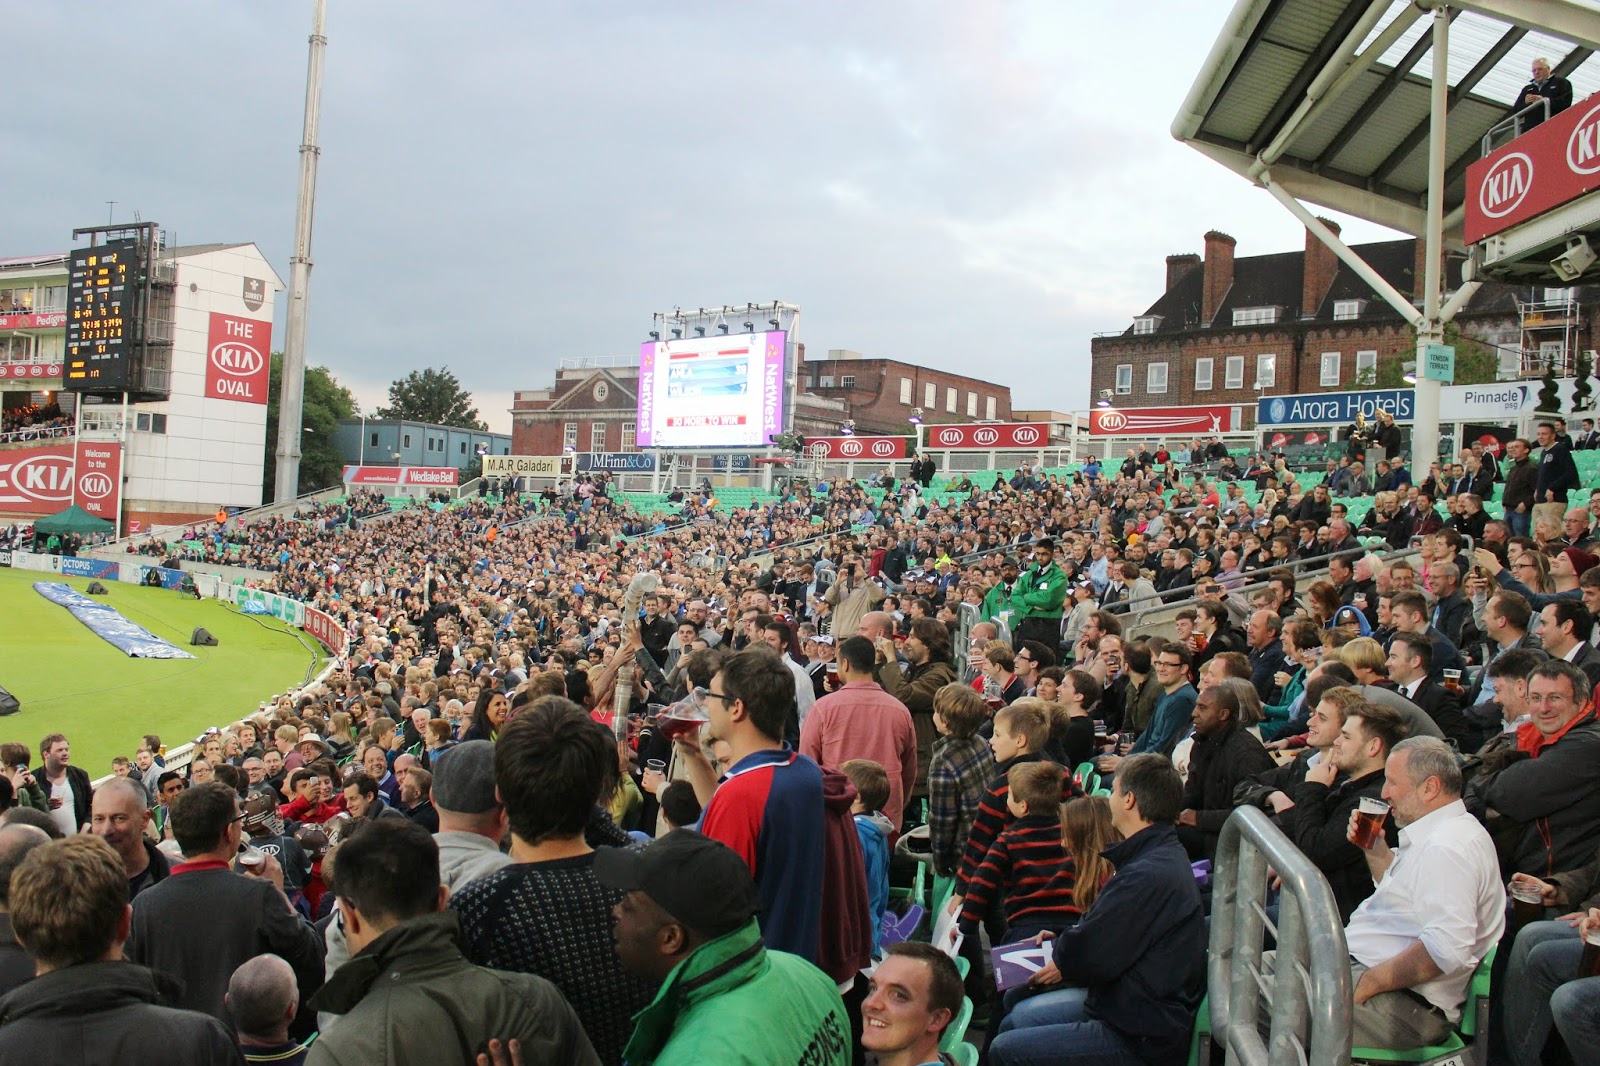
<box><xmin>956</xmin><ymin>760</ymin><xmax>1080</xmax><ymax>942</ymax></box>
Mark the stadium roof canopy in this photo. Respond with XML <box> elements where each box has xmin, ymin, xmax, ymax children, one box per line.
<box><xmin>1173</xmin><ymin>0</ymin><xmax>1600</xmax><ymax>249</ymax></box>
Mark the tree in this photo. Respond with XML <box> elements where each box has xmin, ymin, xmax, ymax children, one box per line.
<box><xmin>263</xmin><ymin>353</ymin><xmax>359</xmax><ymax>500</ymax></box>
<box><xmin>1357</xmin><ymin>324</ymin><xmax>1502</xmax><ymax>389</ymax></box>
<box><xmin>1573</xmin><ymin>346</ymin><xmax>1593</xmax><ymax>413</ymax></box>
<box><xmin>376</xmin><ymin>367</ymin><xmax>486</xmax><ymax>430</ymax></box>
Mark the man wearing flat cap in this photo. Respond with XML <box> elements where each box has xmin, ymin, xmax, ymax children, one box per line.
<box><xmin>598</xmin><ymin>830</ymin><xmax>851</xmax><ymax>1065</ymax></box>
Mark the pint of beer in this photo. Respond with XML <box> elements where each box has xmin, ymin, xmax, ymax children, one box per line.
<box><xmin>1442</xmin><ymin>669</ymin><xmax>1463</xmax><ymax>693</ymax></box>
<box><xmin>1509</xmin><ymin>884</ymin><xmax>1546</xmax><ymax>931</ymax></box>
<box><xmin>1351</xmin><ymin>797</ymin><xmax>1391</xmax><ymax>849</ymax></box>
<box><xmin>1579</xmin><ymin>930</ymin><xmax>1600</xmax><ymax>980</ymax></box>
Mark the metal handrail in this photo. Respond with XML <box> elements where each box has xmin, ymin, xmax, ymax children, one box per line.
<box><xmin>1481</xmin><ymin>96</ymin><xmax>1550</xmax><ymax>155</ymax></box>
<box><xmin>1209</xmin><ymin>806</ymin><xmax>1352</xmax><ymax>1066</ymax></box>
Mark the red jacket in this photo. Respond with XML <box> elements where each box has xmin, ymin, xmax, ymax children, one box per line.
<box><xmin>818</xmin><ymin>765</ymin><xmax>873</xmax><ymax>985</ymax></box>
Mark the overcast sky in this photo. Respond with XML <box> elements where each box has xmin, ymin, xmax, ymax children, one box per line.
<box><xmin>7</xmin><ymin>1</ymin><xmax>1409</xmax><ymax>434</ymax></box>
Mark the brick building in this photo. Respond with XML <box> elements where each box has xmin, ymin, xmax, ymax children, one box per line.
<box><xmin>798</xmin><ymin>350</ymin><xmax>1013</xmax><ymax>436</ymax></box>
<box><xmin>1087</xmin><ymin>225</ymin><xmax>1596</xmax><ymax>422</ymax></box>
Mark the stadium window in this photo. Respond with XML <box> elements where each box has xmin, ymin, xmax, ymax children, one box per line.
<box><xmin>1333</xmin><ymin>300</ymin><xmax>1364</xmax><ymax>321</ymax></box>
<box><xmin>152</xmin><ymin>413</ymin><xmax>166</xmax><ymax>434</ymax></box>
<box><xmin>591</xmin><ymin>422</ymin><xmax>607</xmax><ymax>451</ymax></box>
<box><xmin>985</xmin><ymin>396</ymin><xmax>996</xmax><ymax>420</ymax></box>
<box><xmin>1232</xmin><ymin>306</ymin><xmax>1277</xmax><ymax>326</ymax></box>
<box><xmin>1224</xmin><ymin>356</ymin><xmax>1245</xmax><ymax>389</ymax></box>
<box><xmin>1147</xmin><ymin>362</ymin><xmax>1168</xmax><ymax>395</ymax></box>
<box><xmin>899</xmin><ymin>378</ymin><xmax>912</xmax><ymax>404</ymax></box>
<box><xmin>136</xmin><ymin>413</ymin><xmax>150</xmax><ymax>431</ymax></box>
<box><xmin>1194</xmin><ymin>358</ymin><xmax>1213</xmax><ymax>391</ymax></box>
<box><xmin>924</xmin><ymin>381</ymin><xmax>936</xmax><ymax>407</ymax></box>
<box><xmin>1114</xmin><ymin>365</ymin><xmax>1132</xmax><ymax>395</ymax></box>
<box><xmin>1320</xmin><ymin>352</ymin><xmax>1341</xmax><ymax>387</ymax></box>
<box><xmin>840</xmin><ymin>375</ymin><xmax>855</xmax><ymax>388</ymax></box>
<box><xmin>622</xmin><ymin>422</ymin><xmax>636</xmax><ymax>449</ymax></box>
<box><xmin>820</xmin><ymin>376</ymin><xmax>835</xmax><ymax>388</ymax></box>
<box><xmin>563</xmin><ymin>422</ymin><xmax>577</xmax><ymax>449</ymax></box>
<box><xmin>1256</xmin><ymin>353</ymin><xmax>1277</xmax><ymax>388</ymax></box>
<box><xmin>945</xmin><ymin>387</ymin><xmax>957</xmax><ymax>413</ymax></box>
<box><xmin>966</xmin><ymin>392</ymin><xmax>977</xmax><ymax>417</ymax></box>
<box><xmin>1355</xmin><ymin>350</ymin><xmax>1377</xmax><ymax>381</ymax></box>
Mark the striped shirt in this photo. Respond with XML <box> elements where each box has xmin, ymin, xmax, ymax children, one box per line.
<box><xmin>955</xmin><ymin>755</ymin><xmax>1081</xmax><ymax>896</ymax></box>
<box><xmin>960</xmin><ymin>814</ymin><xmax>1081</xmax><ymax>931</ymax></box>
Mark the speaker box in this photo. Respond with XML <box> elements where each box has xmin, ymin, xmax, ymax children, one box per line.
<box><xmin>190</xmin><ymin>627</ymin><xmax>218</xmax><ymax>647</ymax></box>
<box><xmin>85</xmin><ymin>581</ymin><xmax>108</xmax><ymax>595</ymax></box>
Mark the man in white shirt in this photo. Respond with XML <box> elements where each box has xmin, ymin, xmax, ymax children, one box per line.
<box><xmin>1342</xmin><ymin>736</ymin><xmax>1504</xmax><ymax>1049</ymax></box>
<box><xmin>761</xmin><ymin>622</ymin><xmax>815</xmax><ymax>733</ymax></box>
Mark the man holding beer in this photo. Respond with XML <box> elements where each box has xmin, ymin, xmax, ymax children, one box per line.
<box><xmin>1501</xmin><ymin>834</ymin><xmax>1600</xmax><ymax>1064</ymax></box>
<box><xmin>1341</xmin><ymin>736</ymin><xmax>1503</xmax><ymax>1049</ymax></box>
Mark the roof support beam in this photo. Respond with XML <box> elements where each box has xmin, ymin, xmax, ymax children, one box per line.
<box><xmin>1414</xmin><ymin>5</ymin><xmax>1453</xmax><ymax>481</ymax></box>
<box><xmin>1248</xmin><ymin>0</ymin><xmax>1385</xmax><ymax>151</ymax></box>
<box><xmin>1453</xmin><ymin>0</ymin><xmax>1600</xmax><ymax>52</ymax></box>
<box><xmin>1316</xmin><ymin>11</ymin><xmax>1450</xmax><ymax>166</ymax></box>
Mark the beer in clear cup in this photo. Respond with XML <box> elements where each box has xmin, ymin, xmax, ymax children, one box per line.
<box><xmin>1351</xmin><ymin>797</ymin><xmax>1390</xmax><ymax>849</ymax></box>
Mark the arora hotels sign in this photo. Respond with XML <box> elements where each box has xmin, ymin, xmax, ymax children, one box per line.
<box><xmin>1256</xmin><ymin>389</ymin><xmax>1414</xmax><ymax>427</ymax></box>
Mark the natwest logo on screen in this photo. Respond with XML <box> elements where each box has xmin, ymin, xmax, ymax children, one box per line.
<box><xmin>923</xmin><ymin>423</ymin><xmax>1049</xmax><ymax>450</ymax></box>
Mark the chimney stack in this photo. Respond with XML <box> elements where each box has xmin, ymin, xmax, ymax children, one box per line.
<box><xmin>1165</xmin><ymin>253</ymin><xmax>1201</xmax><ymax>292</ymax></box>
<box><xmin>1302</xmin><ymin>219</ymin><xmax>1340</xmax><ymax>318</ymax></box>
<box><xmin>1201</xmin><ymin>230</ymin><xmax>1236</xmax><ymax>326</ymax></box>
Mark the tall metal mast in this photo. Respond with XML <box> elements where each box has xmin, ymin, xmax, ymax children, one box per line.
<box><xmin>273</xmin><ymin>0</ymin><xmax>327</xmax><ymax>502</ymax></box>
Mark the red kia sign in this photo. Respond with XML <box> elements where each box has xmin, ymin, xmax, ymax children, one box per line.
<box><xmin>1089</xmin><ymin>405</ymin><xmax>1237</xmax><ymax>437</ymax></box>
<box><xmin>924</xmin><ymin>422</ymin><xmax>1050</xmax><ymax>450</ymax></box>
<box><xmin>341</xmin><ymin>465</ymin><xmax>459</xmax><ymax>487</ymax></box>
<box><xmin>205</xmin><ymin>312</ymin><xmax>271</xmax><ymax>404</ymax></box>
<box><xmin>0</xmin><ymin>363</ymin><xmax>63</xmax><ymax>380</ymax></box>
<box><xmin>807</xmin><ymin>436</ymin><xmax>909</xmax><ymax>460</ymax></box>
<box><xmin>302</xmin><ymin>605</ymin><xmax>346</xmax><ymax>653</ymax></box>
<box><xmin>1466</xmin><ymin>93</ymin><xmax>1600</xmax><ymax>242</ymax></box>
<box><xmin>0</xmin><ymin>312</ymin><xmax>67</xmax><ymax>332</ymax></box>
<box><xmin>0</xmin><ymin>444</ymin><xmax>74</xmax><ymax>513</ymax></box>
<box><xmin>72</xmin><ymin>441</ymin><xmax>122</xmax><ymax>521</ymax></box>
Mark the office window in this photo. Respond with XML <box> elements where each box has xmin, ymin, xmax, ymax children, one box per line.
<box><xmin>1115</xmin><ymin>365</ymin><xmax>1132</xmax><ymax>394</ymax></box>
<box><xmin>1232</xmin><ymin>306</ymin><xmax>1278</xmax><ymax>326</ymax></box>
<box><xmin>1195</xmin><ymin>358</ymin><xmax>1214</xmax><ymax>391</ymax></box>
<box><xmin>946</xmin><ymin>387</ymin><xmax>957</xmax><ymax>412</ymax></box>
<box><xmin>134</xmin><ymin>413</ymin><xmax>168</xmax><ymax>434</ymax></box>
<box><xmin>622</xmin><ymin>422</ymin><xmax>636</xmax><ymax>449</ymax></box>
<box><xmin>985</xmin><ymin>396</ymin><xmax>997</xmax><ymax>420</ymax></box>
<box><xmin>1320</xmin><ymin>352</ymin><xmax>1341</xmax><ymax>387</ymax></box>
<box><xmin>1355</xmin><ymin>350</ymin><xmax>1377</xmax><ymax>381</ymax></box>
<box><xmin>966</xmin><ymin>392</ymin><xmax>978</xmax><ymax>417</ymax></box>
<box><xmin>1224</xmin><ymin>356</ymin><xmax>1245</xmax><ymax>389</ymax></box>
<box><xmin>1147</xmin><ymin>362</ymin><xmax>1169</xmax><ymax>394</ymax></box>
<box><xmin>1256</xmin><ymin>353</ymin><xmax>1277</xmax><ymax>388</ymax></box>
<box><xmin>1333</xmin><ymin>300</ymin><xmax>1364</xmax><ymax>321</ymax></box>
<box><xmin>840</xmin><ymin>375</ymin><xmax>855</xmax><ymax>388</ymax></box>
<box><xmin>819</xmin><ymin>376</ymin><xmax>835</xmax><ymax>388</ymax></box>
<box><xmin>591</xmin><ymin>422</ymin><xmax>607</xmax><ymax>451</ymax></box>
<box><xmin>899</xmin><ymin>378</ymin><xmax>912</xmax><ymax>404</ymax></box>
<box><xmin>925</xmin><ymin>381</ymin><xmax>936</xmax><ymax>407</ymax></box>
<box><xmin>563</xmin><ymin>422</ymin><xmax>577</xmax><ymax>449</ymax></box>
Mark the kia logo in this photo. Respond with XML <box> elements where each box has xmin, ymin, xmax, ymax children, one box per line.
<box><xmin>78</xmin><ymin>472</ymin><xmax>114</xmax><ymax>499</ymax></box>
<box><xmin>1567</xmin><ymin>102</ymin><xmax>1600</xmax><ymax>175</ymax></box>
<box><xmin>974</xmin><ymin>428</ymin><xmax>999</xmax><ymax>446</ymax></box>
<box><xmin>1479</xmin><ymin>152</ymin><xmax>1533</xmax><ymax>218</ymax></box>
<box><xmin>871</xmin><ymin>440</ymin><xmax>894</xmax><ymax>456</ymax></box>
<box><xmin>210</xmin><ymin>341</ymin><xmax>265</xmax><ymax>377</ymax></box>
<box><xmin>29</xmin><ymin>366</ymin><xmax>42</xmax><ymax>377</ymax></box>
<box><xmin>1013</xmin><ymin>426</ymin><xmax>1040</xmax><ymax>445</ymax></box>
<box><xmin>840</xmin><ymin>439</ymin><xmax>863</xmax><ymax>457</ymax></box>
<box><xmin>1098</xmin><ymin>411</ymin><xmax>1128</xmax><ymax>431</ymax></box>
<box><xmin>937</xmin><ymin>429</ymin><xmax>961</xmax><ymax>446</ymax></box>
<box><xmin>7</xmin><ymin>455</ymin><xmax>73</xmax><ymax>502</ymax></box>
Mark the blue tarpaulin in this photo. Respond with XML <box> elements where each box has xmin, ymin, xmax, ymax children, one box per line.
<box><xmin>33</xmin><ymin>582</ymin><xmax>195</xmax><ymax>659</ymax></box>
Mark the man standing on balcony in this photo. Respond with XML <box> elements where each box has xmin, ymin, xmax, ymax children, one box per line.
<box><xmin>1515</xmin><ymin>57</ymin><xmax>1572</xmax><ymax>128</ymax></box>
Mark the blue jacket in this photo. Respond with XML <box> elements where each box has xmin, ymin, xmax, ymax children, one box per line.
<box><xmin>1130</xmin><ymin>684</ymin><xmax>1197</xmax><ymax>758</ymax></box>
<box><xmin>1051</xmin><ymin>822</ymin><xmax>1206</xmax><ymax>1065</ymax></box>
<box><xmin>854</xmin><ymin>812</ymin><xmax>892</xmax><ymax>954</ymax></box>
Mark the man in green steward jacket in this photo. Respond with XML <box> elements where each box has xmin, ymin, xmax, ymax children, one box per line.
<box><xmin>598</xmin><ymin>830</ymin><xmax>851</xmax><ymax>1066</ymax></box>
<box><xmin>981</xmin><ymin>559</ymin><xmax>1021</xmax><ymax>623</ymax></box>
<box><xmin>1010</xmin><ymin>539</ymin><xmax>1067</xmax><ymax>653</ymax></box>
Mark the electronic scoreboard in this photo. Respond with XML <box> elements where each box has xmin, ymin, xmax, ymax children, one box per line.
<box><xmin>65</xmin><ymin>239</ymin><xmax>137</xmax><ymax>391</ymax></box>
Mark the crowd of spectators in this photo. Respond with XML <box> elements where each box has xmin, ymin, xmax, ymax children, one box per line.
<box><xmin>0</xmin><ymin>402</ymin><xmax>72</xmax><ymax>441</ymax></box>
<box><xmin>1</xmin><ymin>420</ymin><xmax>1599</xmax><ymax>1063</ymax></box>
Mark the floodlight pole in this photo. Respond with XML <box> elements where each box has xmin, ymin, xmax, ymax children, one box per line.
<box><xmin>274</xmin><ymin>0</ymin><xmax>327</xmax><ymax>502</ymax></box>
<box><xmin>1413</xmin><ymin>5</ymin><xmax>1451</xmax><ymax>479</ymax></box>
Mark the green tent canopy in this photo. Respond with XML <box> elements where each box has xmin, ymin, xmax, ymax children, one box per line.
<box><xmin>31</xmin><ymin>504</ymin><xmax>114</xmax><ymax>535</ymax></box>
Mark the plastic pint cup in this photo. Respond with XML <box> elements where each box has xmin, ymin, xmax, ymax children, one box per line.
<box><xmin>1351</xmin><ymin>797</ymin><xmax>1390</xmax><ymax>849</ymax></box>
<box><xmin>1579</xmin><ymin>930</ymin><xmax>1600</xmax><ymax>980</ymax></box>
<box><xmin>1509</xmin><ymin>884</ymin><xmax>1546</xmax><ymax>929</ymax></box>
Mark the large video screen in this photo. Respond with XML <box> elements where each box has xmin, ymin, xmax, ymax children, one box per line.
<box><xmin>636</xmin><ymin>330</ymin><xmax>786</xmax><ymax>448</ymax></box>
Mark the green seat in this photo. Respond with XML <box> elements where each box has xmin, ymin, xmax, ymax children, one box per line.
<box><xmin>940</xmin><ymin>997</ymin><xmax>974</xmax><ymax>1053</ymax></box>
<box><xmin>1074</xmin><ymin>760</ymin><xmax>1099</xmax><ymax>794</ymax></box>
<box><xmin>1351</xmin><ymin>945</ymin><xmax>1495</xmax><ymax>1064</ymax></box>
<box><xmin>954</xmin><ymin>954</ymin><xmax>970</xmax><ymax>980</ymax></box>
<box><xmin>947</xmin><ymin>1042</ymin><xmax>980</xmax><ymax>1066</ymax></box>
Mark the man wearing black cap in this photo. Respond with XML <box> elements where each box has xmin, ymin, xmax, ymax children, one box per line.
<box><xmin>1011</xmin><ymin>540</ymin><xmax>1066</xmax><ymax>654</ymax></box>
<box><xmin>598</xmin><ymin>830</ymin><xmax>851</xmax><ymax>1065</ymax></box>
<box><xmin>429</xmin><ymin>741</ymin><xmax>511</xmax><ymax>894</ymax></box>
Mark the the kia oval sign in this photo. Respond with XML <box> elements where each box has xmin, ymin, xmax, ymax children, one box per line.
<box><xmin>921</xmin><ymin>423</ymin><xmax>1051</xmax><ymax>450</ymax></box>
<box><xmin>204</xmin><ymin>312</ymin><xmax>272</xmax><ymax>404</ymax></box>
<box><xmin>1478</xmin><ymin>153</ymin><xmax>1533</xmax><ymax>218</ymax></box>
<box><xmin>840</xmin><ymin>439</ymin><xmax>864</xmax><ymax>457</ymax></box>
<box><xmin>870</xmin><ymin>439</ymin><xmax>896</xmax><ymax>457</ymax></box>
<box><xmin>802</xmin><ymin>436</ymin><xmax>908</xmax><ymax>460</ymax></box>
<box><xmin>5</xmin><ymin>453</ymin><xmax>74</xmax><ymax>503</ymax></box>
<box><xmin>1567</xmin><ymin>102</ymin><xmax>1600</xmax><ymax>175</ymax></box>
<box><xmin>77</xmin><ymin>472</ymin><xmax>114</xmax><ymax>499</ymax></box>
<box><xmin>1096</xmin><ymin>411</ymin><xmax>1128</xmax><ymax>432</ymax></box>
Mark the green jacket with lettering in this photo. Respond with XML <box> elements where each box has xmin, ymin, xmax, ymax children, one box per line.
<box><xmin>1010</xmin><ymin>563</ymin><xmax>1067</xmax><ymax>621</ymax></box>
<box><xmin>981</xmin><ymin>581</ymin><xmax>1016</xmax><ymax>623</ymax></box>
<box><xmin>622</xmin><ymin>919</ymin><xmax>850</xmax><ymax>1066</ymax></box>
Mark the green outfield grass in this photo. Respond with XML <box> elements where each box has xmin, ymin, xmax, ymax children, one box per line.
<box><xmin>0</xmin><ymin>568</ymin><xmax>322</xmax><ymax>776</ymax></box>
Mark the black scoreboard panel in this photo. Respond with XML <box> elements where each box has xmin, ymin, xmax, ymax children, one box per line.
<box><xmin>65</xmin><ymin>239</ymin><xmax>137</xmax><ymax>391</ymax></box>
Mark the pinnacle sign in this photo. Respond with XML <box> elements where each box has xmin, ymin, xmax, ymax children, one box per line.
<box><xmin>204</xmin><ymin>312</ymin><xmax>271</xmax><ymax>404</ymax></box>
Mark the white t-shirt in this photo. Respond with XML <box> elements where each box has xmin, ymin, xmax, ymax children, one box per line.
<box><xmin>48</xmin><ymin>775</ymin><xmax>77</xmax><ymax>837</ymax></box>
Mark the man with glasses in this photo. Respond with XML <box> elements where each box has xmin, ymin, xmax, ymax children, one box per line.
<box><xmin>1099</xmin><ymin>644</ymin><xmax>1197</xmax><ymax>773</ymax></box>
<box><xmin>126</xmin><ymin>782</ymin><xmax>324</xmax><ymax>1022</ymax></box>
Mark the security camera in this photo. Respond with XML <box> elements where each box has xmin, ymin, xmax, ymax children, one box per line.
<box><xmin>1098</xmin><ymin>388</ymin><xmax>1113</xmax><ymax>400</ymax></box>
<box><xmin>1552</xmin><ymin>235</ymin><xmax>1596</xmax><ymax>282</ymax></box>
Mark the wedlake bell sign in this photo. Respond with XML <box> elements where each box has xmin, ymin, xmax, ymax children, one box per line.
<box><xmin>341</xmin><ymin>466</ymin><xmax>459</xmax><ymax>487</ymax></box>
<box><xmin>205</xmin><ymin>312</ymin><xmax>271</xmax><ymax>404</ymax></box>
<box><xmin>924</xmin><ymin>423</ymin><xmax>1050</xmax><ymax>450</ymax></box>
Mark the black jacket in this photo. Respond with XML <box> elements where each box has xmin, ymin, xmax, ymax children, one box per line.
<box><xmin>1286</xmin><ymin>768</ymin><xmax>1392</xmax><ymax>922</ymax></box>
<box><xmin>1483</xmin><ymin>716</ymin><xmax>1600</xmax><ymax>878</ymax></box>
<box><xmin>0</xmin><ymin>913</ymin><xmax>30</xmax><ymax>1000</ymax></box>
<box><xmin>0</xmin><ymin>961</ymin><xmax>242</xmax><ymax>1066</ymax></box>
<box><xmin>1182</xmin><ymin>723</ymin><xmax>1276</xmax><ymax>858</ymax></box>
<box><xmin>1050</xmin><ymin>823</ymin><xmax>1205</xmax><ymax>1065</ymax></box>
<box><xmin>127</xmin><ymin>862</ymin><xmax>325</xmax><ymax>1021</ymax></box>
<box><xmin>1501</xmin><ymin>456</ymin><xmax>1538</xmax><ymax>513</ymax></box>
<box><xmin>1248</xmin><ymin>640</ymin><xmax>1287</xmax><ymax>704</ymax></box>
<box><xmin>1515</xmin><ymin>74</ymin><xmax>1573</xmax><ymax>126</ymax></box>
<box><xmin>29</xmin><ymin>763</ymin><xmax>91</xmax><ymax>832</ymax></box>
<box><xmin>1431</xmin><ymin>591</ymin><xmax>1472</xmax><ymax>649</ymax></box>
<box><xmin>1401</xmin><ymin>679</ymin><xmax>1472</xmax><ymax>750</ymax></box>
<box><xmin>1537</xmin><ymin>440</ymin><xmax>1580</xmax><ymax>502</ymax></box>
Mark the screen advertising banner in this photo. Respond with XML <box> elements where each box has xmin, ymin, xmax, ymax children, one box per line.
<box><xmin>636</xmin><ymin>331</ymin><xmax>786</xmax><ymax>448</ymax></box>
